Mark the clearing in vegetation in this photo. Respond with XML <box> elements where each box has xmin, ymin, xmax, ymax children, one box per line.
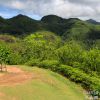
<box><xmin>0</xmin><ymin>65</ymin><xmax>86</xmax><ymax>100</ymax></box>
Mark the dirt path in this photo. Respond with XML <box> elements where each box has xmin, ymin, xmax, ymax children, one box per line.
<box><xmin>0</xmin><ymin>66</ymin><xmax>33</xmax><ymax>86</ymax></box>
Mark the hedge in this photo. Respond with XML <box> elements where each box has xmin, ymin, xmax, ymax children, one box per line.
<box><xmin>27</xmin><ymin>60</ymin><xmax>100</xmax><ymax>97</ymax></box>
<box><xmin>38</xmin><ymin>61</ymin><xmax>100</xmax><ymax>96</ymax></box>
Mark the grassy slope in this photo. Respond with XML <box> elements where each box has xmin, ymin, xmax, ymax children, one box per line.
<box><xmin>0</xmin><ymin>66</ymin><xmax>86</xmax><ymax>100</ymax></box>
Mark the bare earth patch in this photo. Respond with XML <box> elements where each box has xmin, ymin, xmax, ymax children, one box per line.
<box><xmin>0</xmin><ymin>66</ymin><xmax>34</xmax><ymax>86</ymax></box>
<box><xmin>0</xmin><ymin>92</ymin><xmax>5</xmax><ymax>97</ymax></box>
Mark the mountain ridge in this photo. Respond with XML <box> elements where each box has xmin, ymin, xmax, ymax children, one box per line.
<box><xmin>87</xmin><ymin>19</ymin><xmax>100</xmax><ymax>25</ymax></box>
<box><xmin>0</xmin><ymin>14</ymin><xmax>100</xmax><ymax>42</ymax></box>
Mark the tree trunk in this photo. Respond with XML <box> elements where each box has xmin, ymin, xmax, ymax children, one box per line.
<box><xmin>0</xmin><ymin>63</ymin><xmax>3</xmax><ymax>72</ymax></box>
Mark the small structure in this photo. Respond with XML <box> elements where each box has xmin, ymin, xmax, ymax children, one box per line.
<box><xmin>0</xmin><ymin>63</ymin><xmax>7</xmax><ymax>72</ymax></box>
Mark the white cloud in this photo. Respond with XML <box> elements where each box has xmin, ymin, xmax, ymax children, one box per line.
<box><xmin>10</xmin><ymin>1</ymin><xmax>24</xmax><ymax>9</ymax></box>
<box><xmin>0</xmin><ymin>0</ymin><xmax>100</xmax><ymax>21</ymax></box>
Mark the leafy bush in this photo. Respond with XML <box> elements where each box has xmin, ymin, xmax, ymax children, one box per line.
<box><xmin>58</xmin><ymin>65</ymin><xmax>100</xmax><ymax>95</ymax></box>
<box><xmin>8</xmin><ymin>53</ymin><xmax>22</xmax><ymax>65</ymax></box>
<box><xmin>56</xmin><ymin>41</ymin><xmax>83</xmax><ymax>65</ymax></box>
<box><xmin>0</xmin><ymin>41</ymin><xmax>23</xmax><ymax>65</ymax></box>
<box><xmin>81</xmin><ymin>48</ymin><xmax>100</xmax><ymax>73</ymax></box>
<box><xmin>25</xmin><ymin>59</ymin><xmax>40</xmax><ymax>66</ymax></box>
<box><xmin>39</xmin><ymin>60</ymin><xmax>60</xmax><ymax>70</ymax></box>
<box><xmin>0</xmin><ymin>42</ymin><xmax>11</xmax><ymax>64</ymax></box>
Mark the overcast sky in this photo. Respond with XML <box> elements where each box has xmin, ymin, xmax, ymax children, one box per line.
<box><xmin>0</xmin><ymin>0</ymin><xmax>100</xmax><ymax>21</ymax></box>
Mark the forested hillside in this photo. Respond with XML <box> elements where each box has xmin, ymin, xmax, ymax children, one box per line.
<box><xmin>0</xmin><ymin>15</ymin><xmax>100</xmax><ymax>99</ymax></box>
<box><xmin>0</xmin><ymin>14</ymin><xmax>100</xmax><ymax>41</ymax></box>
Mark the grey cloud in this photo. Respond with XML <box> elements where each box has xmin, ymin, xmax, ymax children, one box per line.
<box><xmin>0</xmin><ymin>0</ymin><xmax>100</xmax><ymax>21</ymax></box>
<box><xmin>68</xmin><ymin>0</ymin><xmax>99</xmax><ymax>4</ymax></box>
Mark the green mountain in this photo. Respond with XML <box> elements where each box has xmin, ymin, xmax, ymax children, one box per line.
<box><xmin>0</xmin><ymin>14</ymin><xmax>100</xmax><ymax>42</ymax></box>
<box><xmin>41</xmin><ymin>15</ymin><xmax>100</xmax><ymax>42</ymax></box>
<box><xmin>87</xmin><ymin>19</ymin><xmax>100</xmax><ymax>25</ymax></box>
<box><xmin>0</xmin><ymin>14</ymin><xmax>45</xmax><ymax>35</ymax></box>
<box><xmin>41</xmin><ymin>15</ymin><xmax>68</xmax><ymax>24</ymax></box>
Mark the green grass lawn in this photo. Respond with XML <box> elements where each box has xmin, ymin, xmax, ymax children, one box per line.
<box><xmin>0</xmin><ymin>66</ymin><xmax>86</xmax><ymax>100</ymax></box>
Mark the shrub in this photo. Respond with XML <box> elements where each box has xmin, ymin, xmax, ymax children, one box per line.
<box><xmin>0</xmin><ymin>42</ymin><xmax>11</xmax><ymax>64</ymax></box>
<box><xmin>81</xmin><ymin>49</ymin><xmax>100</xmax><ymax>73</ymax></box>
<box><xmin>25</xmin><ymin>59</ymin><xmax>40</xmax><ymax>66</ymax></box>
<box><xmin>39</xmin><ymin>60</ymin><xmax>60</xmax><ymax>70</ymax></box>
<box><xmin>57</xmin><ymin>65</ymin><xmax>100</xmax><ymax>95</ymax></box>
<box><xmin>56</xmin><ymin>41</ymin><xmax>83</xmax><ymax>65</ymax></box>
<box><xmin>8</xmin><ymin>53</ymin><xmax>22</xmax><ymax>65</ymax></box>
